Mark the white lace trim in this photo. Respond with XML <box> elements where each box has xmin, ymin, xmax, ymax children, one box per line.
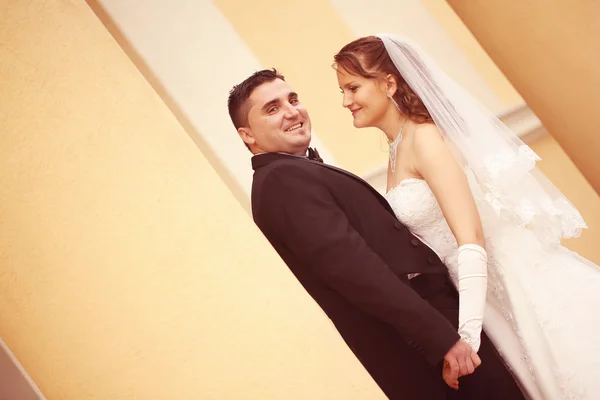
<box><xmin>476</xmin><ymin>145</ymin><xmax>587</xmax><ymax>246</ymax></box>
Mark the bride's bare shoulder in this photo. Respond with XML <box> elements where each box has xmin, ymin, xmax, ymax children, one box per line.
<box><xmin>412</xmin><ymin>123</ymin><xmax>446</xmax><ymax>157</ymax></box>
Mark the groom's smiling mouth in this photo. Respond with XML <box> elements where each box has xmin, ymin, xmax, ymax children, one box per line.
<box><xmin>284</xmin><ymin>122</ymin><xmax>303</xmax><ymax>132</ymax></box>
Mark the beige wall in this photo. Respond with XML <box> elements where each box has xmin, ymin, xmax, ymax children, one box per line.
<box><xmin>0</xmin><ymin>1</ymin><xmax>384</xmax><ymax>398</ymax></box>
<box><xmin>446</xmin><ymin>0</ymin><xmax>600</xmax><ymax>194</ymax></box>
<box><xmin>421</xmin><ymin>0</ymin><xmax>522</xmax><ymax>108</ymax></box>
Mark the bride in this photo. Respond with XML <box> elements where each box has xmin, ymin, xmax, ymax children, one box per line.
<box><xmin>333</xmin><ymin>34</ymin><xmax>600</xmax><ymax>399</ymax></box>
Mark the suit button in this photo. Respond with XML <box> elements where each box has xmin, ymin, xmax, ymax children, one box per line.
<box><xmin>410</xmin><ymin>238</ymin><xmax>420</xmax><ymax>247</ymax></box>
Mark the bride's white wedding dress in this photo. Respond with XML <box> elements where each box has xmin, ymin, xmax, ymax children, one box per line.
<box><xmin>385</xmin><ymin>177</ymin><xmax>600</xmax><ymax>400</ymax></box>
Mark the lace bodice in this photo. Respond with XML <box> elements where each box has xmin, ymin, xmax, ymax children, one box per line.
<box><xmin>385</xmin><ymin>178</ymin><xmax>460</xmax><ymax>276</ymax></box>
<box><xmin>386</xmin><ymin>178</ymin><xmax>486</xmax><ymax>352</ymax></box>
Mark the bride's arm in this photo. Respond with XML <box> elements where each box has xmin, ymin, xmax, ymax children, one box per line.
<box><xmin>412</xmin><ymin>123</ymin><xmax>487</xmax><ymax>352</ymax></box>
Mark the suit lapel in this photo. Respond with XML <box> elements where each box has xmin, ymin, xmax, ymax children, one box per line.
<box><xmin>305</xmin><ymin>159</ymin><xmax>395</xmax><ymax>214</ymax></box>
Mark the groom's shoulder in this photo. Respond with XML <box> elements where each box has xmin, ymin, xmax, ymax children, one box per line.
<box><xmin>252</xmin><ymin>158</ymin><xmax>324</xmax><ymax>193</ymax></box>
<box><xmin>255</xmin><ymin>158</ymin><xmax>320</xmax><ymax>180</ymax></box>
<box><xmin>251</xmin><ymin>158</ymin><xmax>324</xmax><ymax>215</ymax></box>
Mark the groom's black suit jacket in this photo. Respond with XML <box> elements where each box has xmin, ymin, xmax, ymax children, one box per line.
<box><xmin>251</xmin><ymin>152</ymin><xmax>461</xmax><ymax>397</ymax></box>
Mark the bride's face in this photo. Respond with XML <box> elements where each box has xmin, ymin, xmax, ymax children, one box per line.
<box><xmin>337</xmin><ymin>67</ymin><xmax>389</xmax><ymax>129</ymax></box>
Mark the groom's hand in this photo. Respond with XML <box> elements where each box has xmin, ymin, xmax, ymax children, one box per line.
<box><xmin>442</xmin><ymin>339</ymin><xmax>482</xmax><ymax>389</ymax></box>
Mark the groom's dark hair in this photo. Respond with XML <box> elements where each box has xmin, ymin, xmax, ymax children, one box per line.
<box><xmin>228</xmin><ymin>68</ymin><xmax>285</xmax><ymax>129</ymax></box>
<box><xmin>228</xmin><ymin>69</ymin><xmax>285</xmax><ymax>150</ymax></box>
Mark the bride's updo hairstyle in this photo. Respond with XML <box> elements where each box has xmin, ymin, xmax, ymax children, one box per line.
<box><xmin>334</xmin><ymin>36</ymin><xmax>433</xmax><ymax>124</ymax></box>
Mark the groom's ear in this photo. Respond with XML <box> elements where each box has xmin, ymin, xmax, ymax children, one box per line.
<box><xmin>238</xmin><ymin>127</ymin><xmax>256</xmax><ymax>147</ymax></box>
<box><xmin>385</xmin><ymin>74</ymin><xmax>398</xmax><ymax>97</ymax></box>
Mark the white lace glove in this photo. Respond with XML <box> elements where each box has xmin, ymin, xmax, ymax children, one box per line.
<box><xmin>457</xmin><ymin>244</ymin><xmax>488</xmax><ymax>353</ymax></box>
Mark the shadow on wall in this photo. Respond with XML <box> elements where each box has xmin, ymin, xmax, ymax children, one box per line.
<box><xmin>0</xmin><ymin>338</ymin><xmax>47</xmax><ymax>400</ymax></box>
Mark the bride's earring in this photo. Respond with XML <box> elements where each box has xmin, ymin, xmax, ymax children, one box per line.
<box><xmin>388</xmin><ymin>94</ymin><xmax>401</xmax><ymax>112</ymax></box>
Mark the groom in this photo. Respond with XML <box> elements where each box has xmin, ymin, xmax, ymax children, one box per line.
<box><xmin>228</xmin><ymin>69</ymin><xmax>524</xmax><ymax>399</ymax></box>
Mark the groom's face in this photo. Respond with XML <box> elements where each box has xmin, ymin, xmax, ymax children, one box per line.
<box><xmin>238</xmin><ymin>79</ymin><xmax>312</xmax><ymax>155</ymax></box>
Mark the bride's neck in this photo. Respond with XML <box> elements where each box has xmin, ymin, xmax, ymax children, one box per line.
<box><xmin>379</xmin><ymin>107</ymin><xmax>409</xmax><ymax>142</ymax></box>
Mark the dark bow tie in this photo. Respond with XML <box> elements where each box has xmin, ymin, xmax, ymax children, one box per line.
<box><xmin>307</xmin><ymin>147</ymin><xmax>323</xmax><ymax>163</ymax></box>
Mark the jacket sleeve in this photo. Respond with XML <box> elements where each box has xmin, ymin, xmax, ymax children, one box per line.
<box><xmin>257</xmin><ymin>164</ymin><xmax>459</xmax><ymax>365</ymax></box>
